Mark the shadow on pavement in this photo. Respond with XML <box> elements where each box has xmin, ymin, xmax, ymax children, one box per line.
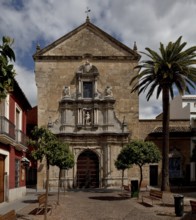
<box><xmin>16</xmin><ymin>213</ymin><xmax>32</xmax><ymax>220</ymax></box>
<box><xmin>28</xmin><ymin>208</ymin><xmax>51</xmax><ymax>215</ymax></box>
<box><xmin>22</xmin><ymin>199</ymin><xmax>38</xmax><ymax>204</ymax></box>
<box><xmin>67</xmin><ymin>188</ymin><xmax>119</xmax><ymax>193</ymax></box>
<box><xmin>156</xmin><ymin>212</ymin><xmax>175</xmax><ymax>217</ymax></box>
<box><xmin>138</xmin><ymin>201</ymin><xmax>153</xmax><ymax>207</ymax></box>
<box><xmin>89</xmin><ymin>196</ymin><xmax>130</xmax><ymax>201</ymax></box>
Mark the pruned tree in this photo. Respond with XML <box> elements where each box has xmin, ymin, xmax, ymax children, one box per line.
<box><xmin>0</xmin><ymin>36</ymin><xmax>16</xmax><ymax>100</ymax></box>
<box><xmin>126</xmin><ymin>140</ymin><xmax>161</xmax><ymax>191</ymax></box>
<box><xmin>30</xmin><ymin>126</ymin><xmax>58</xmax><ymax>220</ymax></box>
<box><xmin>118</xmin><ymin>140</ymin><xmax>161</xmax><ymax>194</ymax></box>
<box><xmin>115</xmin><ymin>149</ymin><xmax>131</xmax><ymax>187</ymax></box>
<box><xmin>50</xmin><ymin>141</ymin><xmax>74</xmax><ymax>205</ymax></box>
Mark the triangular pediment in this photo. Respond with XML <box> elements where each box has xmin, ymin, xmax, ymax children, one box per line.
<box><xmin>34</xmin><ymin>20</ymin><xmax>140</xmax><ymax>60</ymax></box>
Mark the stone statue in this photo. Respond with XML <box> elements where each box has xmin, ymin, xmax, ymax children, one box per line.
<box><xmin>105</xmin><ymin>86</ymin><xmax>113</xmax><ymax>97</ymax></box>
<box><xmin>84</xmin><ymin>59</ymin><xmax>92</xmax><ymax>73</ymax></box>
<box><xmin>85</xmin><ymin>111</ymin><xmax>91</xmax><ymax>125</ymax></box>
<box><xmin>63</xmin><ymin>86</ymin><xmax>70</xmax><ymax>98</ymax></box>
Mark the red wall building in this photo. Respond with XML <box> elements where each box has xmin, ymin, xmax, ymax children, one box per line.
<box><xmin>0</xmin><ymin>80</ymin><xmax>31</xmax><ymax>202</ymax></box>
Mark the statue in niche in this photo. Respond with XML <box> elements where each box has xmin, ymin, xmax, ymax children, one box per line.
<box><xmin>85</xmin><ymin>111</ymin><xmax>91</xmax><ymax>125</ymax></box>
<box><xmin>105</xmin><ymin>86</ymin><xmax>113</xmax><ymax>97</ymax></box>
<box><xmin>62</xmin><ymin>86</ymin><xmax>70</xmax><ymax>98</ymax></box>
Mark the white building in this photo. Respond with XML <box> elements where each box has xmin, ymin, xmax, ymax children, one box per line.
<box><xmin>170</xmin><ymin>94</ymin><xmax>196</xmax><ymax>182</ymax></box>
<box><xmin>182</xmin><ymin>95</ymin><xmax>196</xmax><ymax>182</ymax></box>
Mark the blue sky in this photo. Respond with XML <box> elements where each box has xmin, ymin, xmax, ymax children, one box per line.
<box><xmin>0</xmin><ymin>0</ymin><xmax>195</xmax><ymax>118</ymax></box>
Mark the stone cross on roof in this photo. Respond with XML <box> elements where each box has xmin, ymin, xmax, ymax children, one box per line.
<box><xmin>85</xmin><ymin>7</ymin><xmax>91</xmax><ymax>22</ymax></box>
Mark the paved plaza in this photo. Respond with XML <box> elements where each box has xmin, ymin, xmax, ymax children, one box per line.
<box><xmin>0</xmin><ymin>188</ymin><xmax>196</xmax><ymax>220</ymax></box>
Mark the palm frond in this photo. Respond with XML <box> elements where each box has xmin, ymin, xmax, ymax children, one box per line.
<box><xmin>130</xmin><ymin>36</ymin><xmax>196</xmax><ymax>103</ymax></box>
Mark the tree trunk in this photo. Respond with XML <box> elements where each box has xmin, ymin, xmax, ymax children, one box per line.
<box><xmin>57</xmin><ymin>168</ymin><xmax>62</xmax><ymax>205</ymax></box>
<box><xmin>122</xmin><ymin>170</ymin><xmax>124</xmax><ymax>189</ymax></box>
<box><xmin>44</xmin><ymin>159</ymin><xmax>50</xmax><ymax>220</ymax></box>
<box><xmin>139</xmin><ymin>165</ymin><xmax>143</xmax><ymax>192</ymax></box>
<box><xmin>161</xmin><ymin>86</ymin><xmax>170</xmax><ymax>192</ymax></box>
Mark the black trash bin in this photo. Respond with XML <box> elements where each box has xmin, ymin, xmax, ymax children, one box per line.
<box><xmin>174</xmin><ymin>194</ymin><xmax>184</xmax><ymax>217</ymax></box>
<box><xmin>131</xmin><ymin>180</ymin><xmax>139</xmax><ymax>198</ymax></box>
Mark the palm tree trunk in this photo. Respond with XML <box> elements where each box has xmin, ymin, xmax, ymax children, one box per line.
<box><xmin>161</xmin><ymin>86</ymin><xmax>170</xmax><ymax>191</ymax></box>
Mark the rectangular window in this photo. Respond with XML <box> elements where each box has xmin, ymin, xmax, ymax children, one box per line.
<box><xmin>15</xmin><ymin>159</ymin><xmax>20</xmax><ymax>187</ymax></box>
<box><xmin>0</xmin><ymin>95</ymin><xmax>9</xmax><ymax>118</ymax></box>
<box><xmin>15</xmin><ymin>108</ymin><xmax>21</xmax><ymax>130</ymax></box>
<box><xmin>83</xmin><ymin>82</ymin><xmax>93</xmax><ymax>98</ymax></box>
<box><xmin>15</xmin><ymin>106</ymin><xmax>22</xmax><ymax>143</ymax></box>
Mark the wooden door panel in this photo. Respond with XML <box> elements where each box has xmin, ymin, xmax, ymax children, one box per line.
<box><xmin>0</xmin><ymin>155</ymin><xmax>5</xmax><ymax>203</ymax></box>
<box><xmin>77</xmin><ymin>150</ymin><xmax>99</xmax><ymax>188</ymax></box>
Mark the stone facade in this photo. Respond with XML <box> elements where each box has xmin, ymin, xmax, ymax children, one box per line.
<box><xmin>34</xmin><ymin>18</ymin><xmax>140</xmax><ymax>189</ymax></box>
<box><xmin>34</xmin><ymin>18</ymin><xmax>192</xmax><ymax>189</ymax></box>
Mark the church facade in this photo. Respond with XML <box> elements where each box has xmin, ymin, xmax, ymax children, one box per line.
<box><xmin>33</xmin><ymin>17</ymin><xmax>141</xmax><ymax>189</ymax></box>
<box><xmin>33</xmin><ymin>17</ymin><xmax>192</xmax><ymax>190</ymax></box>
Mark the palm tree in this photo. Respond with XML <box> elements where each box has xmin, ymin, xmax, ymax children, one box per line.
<box><xmin>130</xmin><ymin>36</ymin><xmax>196</xmax><ymax>191</ymax></box>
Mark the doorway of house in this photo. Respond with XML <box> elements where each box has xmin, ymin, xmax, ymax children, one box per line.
<box><xmin>0</xmin><ymin>155</ymin><xmax>5</xmax><ymax>203</ymax></box>
<box><xmin>77</xmin><ymin>150</ymin><xmax>99</xmax><ymax>188</ymax></box>
<box><xmin>150</xmin><ymin>165</ymin><xmax>158</xmax><ymax>186</ymax></box>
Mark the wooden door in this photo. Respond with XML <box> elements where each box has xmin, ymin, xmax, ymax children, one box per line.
<box><xmin>77</xmin><ymin>150</ymin><xmax>99</xmax><ymax>188</ymax></box>
<box><xmin>0</xmin><ymin>155</ymin><xmax>5</xmax><ymax>203</ymax></box>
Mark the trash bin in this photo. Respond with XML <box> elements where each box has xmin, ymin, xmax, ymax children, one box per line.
<box><xmin>131</xmin><ymin>180</ymin><xmax>139</xmax><ymax>198</ymax></box>
<box><xmin>174</xmin><ymin>194</ymin><xmax>184</xmax><ymax>217</ymax></box>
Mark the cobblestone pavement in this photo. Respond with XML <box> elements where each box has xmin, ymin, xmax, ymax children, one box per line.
<box><xmin>15</xmin><ymin>189</ymin><xmax>196</xmax><ymax>220</ymax></box>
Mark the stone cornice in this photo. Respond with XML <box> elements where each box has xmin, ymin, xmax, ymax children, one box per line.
<box><xmin>33</xmin><ymin>55</ymin><xmax>138</xmax><ymax>61</ymax></box>
<box><xmin>57</xmin><ymin>131</ymin><xmax>130</xmax><ymax>137</ymax></box>
<box><xmin>56</xmin><ymin>132</ymin><xmax>130</xmax><ymax>144</ymax></box>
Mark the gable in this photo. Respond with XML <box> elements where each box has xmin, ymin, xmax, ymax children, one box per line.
<box><xmin>34</xmin><ymin>21</ymin><xmax>140</xmax><ymax>60</ymax></box>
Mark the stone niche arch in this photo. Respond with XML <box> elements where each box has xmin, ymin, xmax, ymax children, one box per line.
<box><xmin>76</xmin><ymin>149</ymin><xmax>99</xmax><ymax>188</ymax></box>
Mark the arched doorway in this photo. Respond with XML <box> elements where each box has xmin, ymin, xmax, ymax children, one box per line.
<box><xmin>77</xmin><ymin>150</ymin><xmax>99</xmax><ymax>188</ymax></box>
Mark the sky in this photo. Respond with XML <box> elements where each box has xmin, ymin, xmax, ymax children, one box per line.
<box><xmin>0</xmin><ymin>0</ymin><xmax>196</xmax><ymax>119</ymax></box>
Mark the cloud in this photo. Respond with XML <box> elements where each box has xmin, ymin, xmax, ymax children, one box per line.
<box><xmin>0</xmin><ymin>0</ymin><xmax>195</xmax><ymax>117</ymax></box>
<box><xmin>139</xmin><ymin>89</ymin><xmax>162</xmax><ymax>119</ymax></box>
<box><xmin>14</xmin><ymin>63</ymin><xmax>37</xmax><ymax>107</ymax></box>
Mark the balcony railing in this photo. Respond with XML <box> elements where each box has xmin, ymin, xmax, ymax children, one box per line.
<box><xmin>15</xmin><ymin>129</ymin><xmax>28</xmax><ymax>146</ymax></box>
<box><xmin>0</xmin><ymin>116</ymin><xmax>28</xmax><ymax>148</ymax></box>
<box><xmin>0</xmin><ymin>116</ymin><xmax>15</xmax><ymax>140</ymax></box>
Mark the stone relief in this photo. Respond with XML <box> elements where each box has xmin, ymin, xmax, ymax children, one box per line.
<box><xmin>62</xmin><ymin>86</ymin><xmax>71</xmax><ymax>98</ymax></box>
<box><xmin>85</xmin><ymin>111</ymin><xmax>91</xmax><ymax>125</ymax></box>
<box><xmin>105</xmin><ymin>86</ymin><xmax>113</xmax><ymax>97</ymax></box>
<box><xmin>49</xmin><ymin>64</ymin><xmax>127</xmax><ymax>134</ymax></box>
<box><xmin>84</xmin><ymin>60</ymin><xmax>92</xmax><ymax>73</ymax></box>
